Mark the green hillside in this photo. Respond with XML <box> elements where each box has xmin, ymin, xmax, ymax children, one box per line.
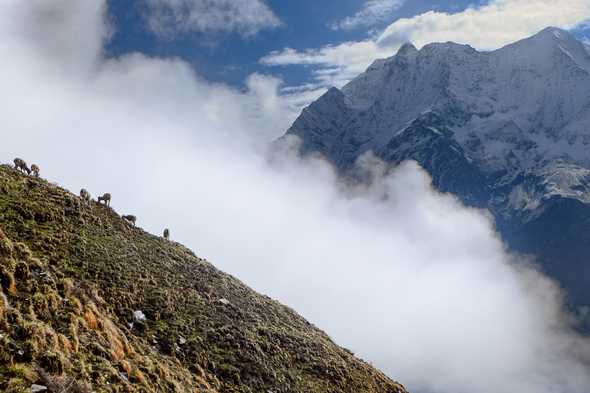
<box><xmin>0</xmin><ymin>164</ymin><xmax>407</xmax><ymax>393</ymax></box>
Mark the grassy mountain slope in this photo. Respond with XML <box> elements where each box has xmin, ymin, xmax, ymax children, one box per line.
<box><xmin>0</xmin><ymin>164</ymin><xmax>407</xmax><ymax>393</ymax></box>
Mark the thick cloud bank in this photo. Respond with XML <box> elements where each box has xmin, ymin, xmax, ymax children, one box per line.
<box><xmin>1</xmin><ymin>2</ymin><xmax>590</xmax><ymax>393</ymax></box>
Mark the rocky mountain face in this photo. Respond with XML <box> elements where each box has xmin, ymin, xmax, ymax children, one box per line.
<box><xmin>0</xmin><ymin>165</ymin><xmax>407</xmax><ymax>393</ymax></box>
<box><xmin>285</xmin><ymin>27</ymin><xmax>590</xmax><ymax>315</ymax></box>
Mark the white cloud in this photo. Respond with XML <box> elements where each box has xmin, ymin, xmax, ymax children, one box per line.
<box><xmin>143</xmin><ymin>0</ymin><xmax>281</xmax><ymax>38</ymax></box>
<box><xmin>260</xmin><ymin>40</ymin><xmax>387</xmax><ymax>92</ymax></box>
<box><xmin>377</xmin><ymin>0</ymin><xmax>590</xmax><ymax>49</ymax></box>
<box><xmin>3</xmin><ymin>2</ymin><xmax>590</xmax><ymax>393</ymax></box>
<box><xmin>331</xmin><ymin>0</ymin><xmax>406</xmax><ymax>31</ymax></box>
<box><xmin>262</xmin><ymin>0</ymin><xmax>590</xmax><ymax>105</ymax></box>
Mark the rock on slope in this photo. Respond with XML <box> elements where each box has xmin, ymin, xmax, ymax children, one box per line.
<box><xmin>0</xmin><ymin>164</ymin><xmax>407</xmax><ymax>393</ymax></box>
<box><xmin>285</xmin><ymin>27</ymin><xmax>590</xmax><ymax>313</ymax></box>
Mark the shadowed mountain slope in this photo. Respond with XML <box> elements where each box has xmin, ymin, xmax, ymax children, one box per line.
<box><xmin>284</xmin><ymin>27</ymin><xmax>590</xmax><ymax>317</ymax></box>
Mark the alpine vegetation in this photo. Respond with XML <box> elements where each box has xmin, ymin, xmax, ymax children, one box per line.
<box><xmin>0</xmin><ymin>165</ymin><xmax>405</xmax><ymax>392</ymax></box>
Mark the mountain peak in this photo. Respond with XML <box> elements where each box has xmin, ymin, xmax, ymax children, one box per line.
<box><xmin>397</xmin><ymin>42</ymin><xmax>418</xmax><ymax>56</ymax></box>
<box><xmin>419</xmin><ymin>41</ymin><xmax>479</xmax><ymax>59</ymax></box>
<box><xmin>422</xmin><ymin>41</ymin><xmax>474</xmax><ymax>51</ymax></box>
<box><xmin>500</xmin><ymin>26</ymin><xmax>590</xmax><ymax>72</ymax></box>
<box><xmin>527</xmin><ymin>26</ymin><xmax>582</xmax><ymax>48</ymax></box>
<box><xmin>511</xmin><ymin>26</ymin><xmax>585</xmax><ymax>50</ymax></box>
<box><xmin>534</xmin><ymin>26</ymin><xmax>572</xmax><ymax>40</ymax></box>
<box><xmin>537</xmin><ymin>26</ymin><xmax>567</xmax><ymax>34</ymax></box>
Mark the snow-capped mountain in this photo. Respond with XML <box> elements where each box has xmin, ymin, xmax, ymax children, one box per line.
<box><xmin>284</xmin><ymin>27</ymin><xmax>590</xmax><ymax>313</ymax></box>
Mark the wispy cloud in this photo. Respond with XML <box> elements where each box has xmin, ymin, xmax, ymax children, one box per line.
<box><xmin>143</xmin><ymin>0</ymin><xmax>281</xmax><ymax>38</ymax></box>
<box><xmin>331</xmin><ymin>0</ymin><xmax>405</xmax><ymax>30</ymax></box>
<box><xmin>376</xmin><ymin>0</ymin><xmax>590</xmax><ymax>48</ymax></box>
<box><xmin>260</xmin><ymin>40</ymin><xmax>383</xmax><ymax>89</ymax></box>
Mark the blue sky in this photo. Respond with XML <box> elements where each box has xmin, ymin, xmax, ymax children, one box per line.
<box><xmin>107</xmin><ymin>0</ymin><xmax>483</xmax><ymax>86</ymax></box>
<box><xmin>106</xmin><ymin>0</ymin><xmax>590</xmax><ymax>99</ymax></box>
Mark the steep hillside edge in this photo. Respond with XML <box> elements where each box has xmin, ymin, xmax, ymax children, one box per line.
<box><xmin>0</xmin><ymin>164</ymin><xmax>407</xmax><ymax>393</ymax></box>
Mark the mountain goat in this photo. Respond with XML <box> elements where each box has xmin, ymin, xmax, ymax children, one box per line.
<box><xmin>97</xmin><ymin>193</ymin><xmax>111</xmax><ymax>206</ymax></box>
<box><xmin>30</xmin><ymin>164</ymin><xmax>40</xmax><ymax>177</ymax></box>
<box><xmin>13</xmin><ymin>158</ymin><xmax>30</xmax><ymax>175</ymax></box>
<box><xmin>122</xmin><ymin>215</ymin><xmax>137</xmax><ymax>226</ymax></box>
<box><xmin>80</xmin><ymin>189</ymin><xmax>91</xmax><ymax>205</ymax></box>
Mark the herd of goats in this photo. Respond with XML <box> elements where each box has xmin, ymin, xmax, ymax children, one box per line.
<box><xmin>12</xmin><ymin>158</ymin><xmax>170</xmax><ymax>241</ymax></box>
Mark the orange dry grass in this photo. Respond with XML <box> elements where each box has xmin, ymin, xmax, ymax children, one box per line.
<box><xmin>58</xmin><ymin>334</ymin><xmax>73</xmax><ymax>354</ymax></box>
<box><xmin>157</xmin><ymin>364</ymin><xmax>169</xmax><ymax>380</ymax></box>
<box><xmin>0</xmin><ymin>292</ymin><xmax>6</xmax><ymax>322</ymax></box>
<box><xmin>120</xmin><ymin>360</ymin><xmax>132</xmax><ymax>375</ymax></box>
<box><xmin>102</xmin><ymin>318</ymin><xmax>127</xmax><ymax>361</ymax></box>
<box><xmin>6</xmin><ymin>274</ymin><xmax>17</xmax><ymax>296</ymax></box>
<box><xmin>110</xmin><ymin>344</ymin><xmax>125</xmax><ymax>362</ymax></box>
<box><xmin>132</xmin><ymin>369</ymin><xmax>147</xmax><ymax>384</ymax></box>
<box><xmin>83</xmin><ymin>309</ymin><xmax>98</xmax><ymax>330</ymax></box>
